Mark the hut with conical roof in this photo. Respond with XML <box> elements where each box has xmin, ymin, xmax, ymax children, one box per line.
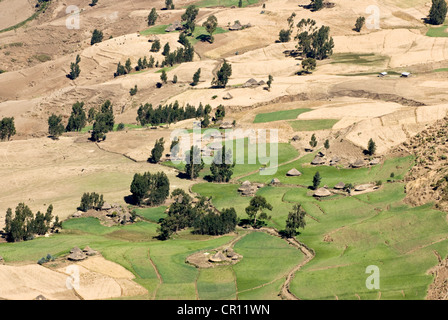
<box><xmin>83</xmin><ymin>246</ymin><xmax>97</xmax><ymax>256</ymax></box>
<box><xmin>209</xmin><ymin>251</ymin><xmax>227</xmax><ymax>263</ymax></box>
<box><xmin>286</xmin><ymin>168</ymin><xmax>302</xmax><ymax>176</ymax></box>
<box><xmin>352</xmin><ymin>159</ymin><xmax>365</xmax><ymax>168</ymax></box>
<box><xmin>270</xmin><ymin>178</ymin><xmax>280</xmax><ymax>185</ymax></box>
<box><xmin>229</xmin><ymin>21</ymin><xmax>243</xmax><ymax>31</ymax></box>
<box><xmin>334</xmin><ymin>182</ymin><xmax>345</xmax><ymax>190</ymax></box>
<box><xmin>243</xmin><ymin>78</ymin><xmax>259</xmax><ymax>88</ymax></box>
<box><xmin>223</xmin><ymin>92</ymin><xmax>233</xmax><ymax>100</ymax></box>
<box><xmin>313</xmin><ymin>188</ymin><xmax>332</xmax><ymax>197</ymax></box>
<box><xmin>311</xmin><ymin>156</ymin><xmax>325</xmax><ymax>165</ymax></box>
<box><xmin>68</xmin><ymin>247</ymin><xmax>87</xmax><ymax>261</ymax></box>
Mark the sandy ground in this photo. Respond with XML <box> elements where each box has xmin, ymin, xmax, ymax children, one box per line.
<box><xmin>0</xmin><ymin>255</ymin><xmax>147</xmax><ymax>300</ymax></box>
<box><xmin>0</xmin><ymin>0</ymin><xmax>35</xmax><ymax>30</ymax></box>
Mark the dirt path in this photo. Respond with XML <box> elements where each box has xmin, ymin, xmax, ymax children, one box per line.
<box><xmin>147</xmin><ymin>249</ymin><xmax>163</xmax><ymax>300</ymax></box>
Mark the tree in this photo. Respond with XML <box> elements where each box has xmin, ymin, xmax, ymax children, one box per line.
<box><xmin>48</xmin><ymin>114</ymin><xmax>64</xmax><ymax>139</ymax></box>
<box><xmin>90</xmin><ymin>0</ymin><xmax>98</xmax><ymax>6</ymax></box>
<box><xmin>91</xmin><ymin>100</ymin><xmax>114</xmax><ymax>142</ymax></box>
<box><xmin>162</xmin><ymin>42</ymin><xmax>170</xmax><ymax>56</ymax></box>
<box><xmin>201</xmin><ymin>113</ymin><xmax>210</xmax><ymax>128</ymax></box>
<box><xmin>245</xmin><ymin>195</ymin><xmax>272</xmax><ymax>227</ymax></box>
<box><xmin>309</xmin><ymin>133</ymin><xmax>317</xmax><ymax>148</ymax></box>
<box><xmin>68</xmin><ymin>55</ymin><xmax>81</xmax><ymax>80</ymax></box>
<box><xmin>0</xmin><ymin>117</ymin><xmax>16</xmax><ymax>141</ymax></box>
<box><xmin>78</xmin><ymin>192</ymin><xmax>104</xmax><ymax>211</ymax></box>
<box><xmin>129</xmin><ymin>85</ymin><xmax>138</xmax><ymax>96</ymax></box>
<box><xmin>284</xmin><ymin>203</ymin><xmax>306</xmax><ymax>237</ymax></box>
<box><xmin>429</xmin><ymin>0</ymin><xmax>448</xmax><ymax>25</ymax></box>
<box><xmin>185</xmin><ymin>145</ymin><xmax>204</xmax><ymax>179</ymax></box>
<box><xmin>165</xmin><ymin>0</ymin><xmax>174</xmax><ymax>9</ymax></box>
<box><xmin>130</xmin><ymin>172</ymin><xmax>170</xmax><ymax>206</ymax></box>
<box><xmin>66</xmin><ymin>101</ymin><xmax>86</xmax><ymax>132</ymax></box>
<box><xmin>149</xmin><ymin>138</ymin><xmax>165</xmax><ymax>163</ymax></box>
<box><xmin>296</xmin><ymin>19</ymin><xmax>334</xmax><ymax>60</ymax></box>
<box><xmin>213</xmin><ymin>104</ymin><xmax>225</xmax><ymax>122</ymax></box>
<box><xmin>212</xmin><ymin>60</ymin><xmax>232</xmax><ymax>88</ymax></box>
<box><xmin>210</xmin><ymin>146</ymin><xmax>234</xmax><ymax>182</ymax></box>
<box><xmin>173</xmin><ymin>74</ymin><xmax>178</xmax><ymax>83</ymax></box>
<box><xmin>202</xmin><ymin>15</ymin><xmax>218</xmax><ymax>43</ymax></box>
<box><xmin>88</xmin><ymin>107</ymin><xmax>96</xmax><ymax>123</ymax></box>
<box><xmin>148</xmin><ymin>8</ymin><xmax>158</xmax><ymax>26</ymax></box>
<box><xmin>192</xmin><ymin>68</ymin><xmax>201</xmax><ymax>86</ymax></box>
<box><xmin>151</xmin><ymin>39</ymin><xmax>161</xmax><ymax>52</ymax></box>
<box><xmin>354</xmin><ymin>16</ymin><xmax>366</xmax><ymax>32</ymax></box>
<box><xmin>90</xmin><ymin>29</ymin><xmax>103</xmax><ymax>45</ymax></box>
<box><xmin>160</xmin><ymin>69</ymin><xmax>168</xmax><ymax>84</ymax></box>
<box><xmin>125</xmin><ymin>58</ymin><xmax>132</xmax><ymax>73</ymax></box>
<box><xmin>367</xmin><ymin>138</ymin><xmax>376</xmax><ymax>156</ymax></box>
<box><xmin>278</xmin><ymin>29</ymin><xmax>291</xmax><ymax>42</ymax></box>
<box><xmin>238</xmin><ymin>0</ymin><xmax>242</xmax><ymax>7</ymax></box>
<box><xmin>311</xmin><ymin>0</ymin><xmax>323</xmax><ymax>11</ymax></box>
<box><xmin>267</xmin><ymin>75</ymin><xmax>273</xmax><ymax>90</ymax></box>
<box><xmin>182</xmin><ymin>5</ymin><xmax>199</xmax><ymax>35</ymax></box>
<box><xmin>324</xmin><ymin>139</ymin><xmax>330</xmax><ymax>150</ymax></box>
<box><xmin>312</xmin><ymin>171</ymin><xmax>321</xmax><ymax>190</ymax></box>
<box><xmin>301</xmin><ymin>58</ymin><xmax>316</xmax><ymax>73</ymax></box>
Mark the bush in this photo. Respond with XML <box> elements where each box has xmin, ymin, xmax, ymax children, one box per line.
<box><xmin>90</xmin><ymin>29</ymin><xmax>103</xmax><ymax>45</ymax></box>
<box><xmin>117</xmin><ymin>123</ymin><xmax>125</xmax><ymax>131</ymax></box>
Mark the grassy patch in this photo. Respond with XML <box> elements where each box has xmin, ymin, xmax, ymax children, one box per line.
<box><xmin>288</xmin><ymin>119</ymin><xmax>339</xmax><ymax>131</ymax></box>
<box><xmin>0</xmin><ymin>2</ymin><xmax>50</xmax><ymax>34</ymax></box>
<box><xmin>253</xmin><ymin>108</ymin><xmax>311</xmax><ymax>123</ymax></box>
<box><xmin>193</xmin><ymin>0</ymin><xmax>259</xmax><ymax>8</ymax></box>
<box><xmin>135</xmin><ymin>206</ymin><xmax>167</xmax><ymax>223</ymax></box>
<box><xmin>32</xmin><ymin>54</ymin><xmax>51</xmax><ymax>63</ymax></box>
<box><xmin>140</xmin><ymin>25</ymin><xmax>228</xmax><ymax>46</ymax></box>
<box><xmin>426</xmin><ymin>25</ymin><xmax>448</xmax><ymax>37</ymax></box>
<box><xmin>80</xmin><ymin>123</ymin><xmax>144</xmax><ymax>133</ymax></box>
<box><xmin>197</xmin><ymin>266</ymin><xmax>237</xmax><ymax>299</ymax></box>
<box><xmin>434</xmin><ymin>67</ymin><xmax>448</xmax><ymax>73</ymax></box>
<box><xmin>155</xmin><ymin>65</ymin><xmax>178</xmax><ymax>73</ymax></box>
<box><xmin>331</xmin><ymin>53</ymin><xmax>388</xmax><ymax>66</ymax></box>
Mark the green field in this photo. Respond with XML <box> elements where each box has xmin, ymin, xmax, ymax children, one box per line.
<box><xmin>330</xmin><ymin>53</ymin><xmax>389</xmax><ymax>66</ymax></box>
<box><xmin>426</xmin><ymin>25</ymin><xmax>448</xmax><ymax>37</ymax></box>
<box><xmin>288</xmin><ymin>119</ymin><xmax>339</xmax><ymax>131</ymax></box>
<box><xmin>163</xmin><ymin>137</ymin><xmax>299</xmax><ymax>178</ymax></box>
<box><xmin>140</xmin><ymin>25</ymin><xmax>228</xmax><ymax>45</ymax></box>
<box><xmin>253</xmin><ymin>108</ymin><xmax>311</xmax><ymax>123</ymax></box>
<box><xmin>191</xmin><ymin>150</ymin><xmax>448</xmax><ymax>299</ymax></box>
<box><xmin>192</xmin><ymin>0</ymin><xmax>258</xmax><ymax>8</ymax></box>
<box><xmin>80</xmin><ymin>123</ymin><xmax>144</xmax><ymax>133</ymax></box>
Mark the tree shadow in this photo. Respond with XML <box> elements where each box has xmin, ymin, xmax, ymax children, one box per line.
<box><xmin>196</xmin><ymin>34</ymin><xmax>211</xmax><ymax>43</ymax></box>
<box><xmin>124</xmin><ymin>195</ymin><xmax>137</xmax><ymax>205</ymax></box>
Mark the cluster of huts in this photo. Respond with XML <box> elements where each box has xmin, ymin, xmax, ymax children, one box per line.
<box><xmin>238</xmin><ymin>180</ymin><xmax>264</xmax><ymax>196</ymax></box>
<box><xmin>229</xmin><ymin>21</ymin><xmax>252</xmax><ymax>31</ymax></box>
<box><xmin>72</xmin><ymin>203</ymin><xmax>133</xmax><ymax>225</ymax></box>
<box><xmin>165</xmin><ymin>21</ymin><xmax>184</xmax><ymax>32</ymax></box>
<box><xmin>67</xmin><ymin>246</ymin><xmax>98</xmax><ymax>261</ymax></box>
<box><xmin>310</xmin><ymin>151</ymin><xmax>380</xmax><ymax>168</ymax></box>
<box><xmin>313</xmin><ymin>182</ymin><xmax>378</xmax><ymax>198</ymax></box>
<box><xmin>243</xmin><ymin>78</ymin><xmax>266</xmax><ymax>88</ymax></box>
<box><xmin>208</xmin><ymin>247</ymin><xmax>241</xmax><ymax>263</ymax></box>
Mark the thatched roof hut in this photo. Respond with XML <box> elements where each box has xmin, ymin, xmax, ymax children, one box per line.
<box><xmin>148</xmin><ymin>35</ymin><xmax>160</xmax><ymax>42</ymax></box>
<box><xmin>352</xmin><ymin>159</ymin><xmax>365</xmax><ymax>168</ymax></box>
<box><xmin>242</xmin><ymin>180</ymin><xmax>251</xmax><ymax>187</ymax></box>
<box><xmin>311</xmin><ymin>156</ymin><xmax>325</xmax><ymax>165</ymax></box>
<box><xmin>101</xmin><ymin>202</ymin><xmax>112</xmax><ymax>210</ymax></box>
<box><xmin>313</xmin><ymin>188</ymin><xmax>332</xmax><ymax>197</ymax></box>
<box><xmin>334</xmin><ymin>182</ymin><xmax>345</xmax><ymax>190</ymax></box>
<box><xmin>258</xmin><ymin>80</ymin><xmax>266</xmax><ymax>86</ymax></box>
<box><xmin>354</xmin><ymin>184</ymin><xmax>372</xmax><ymax>191</ymax></box>
<box><xmin>165</xmin><ymin>21</ymin><xmax>183</xmax><ymax>32</ymax></box>
<box><xmin>209</xmin><ymin>252</ymin><xmax>227</xmax><ymax>262</ymax></box>
<box><xmin>223</xmin><ymin>92</ymin><xmax>233</xmax><ymax>100</ymax></box>
<box><xmin>243</xmin><ymin>78</ymin><xmax>259</xmax><ymax>87</ymax></box>
<box><xmin>270</xmin><ymin>178</ymin><xmax>280</xmax><ymax>185</ymax></box>
<box><xmin>291</xmin><ymin>135</ymin><xmax>300</xmax><ymax>141</ymax></box>
<box><xmin>229</xmin><ymin>21</ymin><xmax>243</xmax><ymax>31</ymax></box>
<box><xmin>83</xmin><ymin>246</ymin><xmax>98</xmax><ymax>256</ymax></box>
<box><xmin>34</xmin><ymin>295</ymin><xmax>48</xmax><ymax>300</ymax></box>
<box><xmin>72</xmin><ymin>211</ymin><xmax>83</xmax><ymax>218</ymax></box>
<box><xmin>370</xmin><ymin>158</ymin><xmax>380</xmax><ymax>165</ymax></box>
<box><xmin>68</xmin><ymin>247</ymin><xmax>87</xmax><ymax>261</ymax></box>
<box><xmin>219</xmin><ymin>122</ymin><xmax>233</xmax><ymax>129</ymax></box>
<box><xmin>286</xmin><ymin>168</ymin><xmax>302</xmax><ymax>176</ymax></box>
